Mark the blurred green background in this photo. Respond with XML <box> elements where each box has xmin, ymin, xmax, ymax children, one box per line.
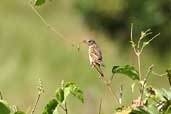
<box><xmin>0</xmin><ymin>0</ymin><xmax>171</xmax><ymax>114</ymax></box>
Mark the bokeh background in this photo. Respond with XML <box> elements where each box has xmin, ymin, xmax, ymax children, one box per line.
<box><xmin>0</xmin><ymin>0</ymin><xmax>171</xmax><ymax>114</ymax></box>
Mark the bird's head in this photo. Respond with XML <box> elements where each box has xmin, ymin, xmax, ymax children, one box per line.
<box><xmin>83</xmin><ymin>39</ymin><xmax>96</xmax><ymax>46</ymax></box>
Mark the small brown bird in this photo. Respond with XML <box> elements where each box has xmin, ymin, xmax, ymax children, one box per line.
<box><xmin>83</xmin><ymin>39</ymin><xmax>104</xmax><ymax>77</ymax></box>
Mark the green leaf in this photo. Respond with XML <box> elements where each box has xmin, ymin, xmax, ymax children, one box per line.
<box><xmin>64</xmin><ymin>82</ymin><xmax>75</xmax><ymax>88</ymax></box>
<box><xmin>112</xmin><ymin>65</ymin><xmax>139</xmax><ymax>80</ymax></box>
<box><xmin>156</xmin><ymin>88</ymin><xmax>171</xmax><ymax>101</ymax></box>
<box><xmin>149</xmin><ymin>88</ymin><xmax>171</xmax><ymax>113</ymax></box>
<box><xmin>64</xmin><ymin>82</ymin><xmax>84</xmax><ymax>103</ymax></box>
<box><xmin>130</xmin><ymin>106</ymin><xmax>151</xmax><ymax>114</ymax></box>
<box><xmin>130</xmin><ymin>105</ymin><xmax>160</xmax><ymax>114</ymax></box>
<box><xmin>146</xmin><ymin>105</ymin><xmax>160</xmax><ymax>114</ymax></box>
<box><xmin>0</xmin><ymin>100</ymin><xmax>10</xmax><ymax>114</ymax></box>
<box><xmin>34</xmin><ymin>0</ymin><xmax>46</xmax><ymax>6</ymax></box>
<box><xmin>55</xmin><ymin>88</ymin><xmax>64</xmax><ymax>103</ymax></box>
<box><xmin>14</xmin><ymin>111</ymin><xmax>26</xmax><ymax>114</ymax></box>
<box><xmin>70</xmin><ymin>86</ymin><xmax>84</xmax><ymax>103</ymax></box>
<box><xmin>42</xmin><ymin>99</ymin><xmax>58</xmax><ymax>114</ymax></box>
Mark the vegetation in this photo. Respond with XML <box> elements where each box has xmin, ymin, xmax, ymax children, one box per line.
<box><xmin>0</xmin><ymin>0</ymin><xmax>171</xmax><ymax>114</ymax></box>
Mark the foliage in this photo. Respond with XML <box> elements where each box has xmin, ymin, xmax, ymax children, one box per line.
<box><xmin>112</xmin><ymin>65</ymin><xmax>139</xmax><ymax>80</ymax></box>
<box><xmin>14</xmin><ymin>111</ymin><xmax>26</xmax><ymax>114</ymax></box>
<box><xmin>0</xmin><ymin>100</ymin><xmax>10</xmax><ymax>114</ymax></box>
<box><xmin>75</xmin><ymin>0</ymin><xmax>171</xmax><ymax>54</ymax></box>
<box><xmin>0</xmin><ymin>81</ymin><xmax>84</xmax><ymax>114</ymax></box>
<box><xmin>114</xmin><ymin>25</ymin><xmax>171</xmax><ymax>114</ymax></box>
<box><xmin>42</xmin><ymin>99</ymin><xmax>58</xmax><ymax>114</ymax></box>
<box><xmin>0</xmin><ymin>0</ymin><xmax>171</xmax><ymax>114</ymax></box>
<box><xmin>34</xmin><ymin>0</ymin><xmax>45</xmax><ymax>6</ymax></box>
<box><xmin>42</xmin><ymin>81</ymin><xmax>84</xmax><ymax>114</ymax></box>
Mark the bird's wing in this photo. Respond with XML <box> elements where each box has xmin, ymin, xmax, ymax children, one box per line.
<box><xmin>90</xmin><ymin>45</ymin><xmax>103</xmax><ymax>65</ymax></box>
<box><xmin>94</xmin><ymin>47</ymin><xmax>103</xmax><ymax>60</ymax></box>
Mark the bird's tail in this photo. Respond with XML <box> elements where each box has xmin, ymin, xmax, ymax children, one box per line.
<box><xmin>97</xmin><ymin>60</ymin><xmax>105</xmax><ymax>67</ymax></box>
<box><xmin>95</xmin><ymin>64</ymin><xmax>104</xmax><ymax>77</ymax></box>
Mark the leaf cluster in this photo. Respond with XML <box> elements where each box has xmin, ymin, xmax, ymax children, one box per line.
<box><xmin>42</xmin><ymin>81</ymin><xmax>84</xmax><ymax>114</ymax></box>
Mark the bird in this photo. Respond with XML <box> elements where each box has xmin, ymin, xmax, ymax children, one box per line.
<box><xmin>83</xmin><ymin>39</ymin><xmax>104</xmax><ymax>77</ymax></box>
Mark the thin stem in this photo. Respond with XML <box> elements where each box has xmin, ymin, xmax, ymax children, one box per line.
<box><xmin>106</xmin><ymin>83</ymin><xmax>120</xmax><ymax>104</ymax></box>
<box><xmin>64</xmin><ymin>102</ymin><xmax>68</xmax><ymax>114</ymax></box>
<box><xmin>139</xmin><ymin>65</ymin><xmax>154</xmax><ymax>105</ymax></box>
<box><xmin>98</xmin><ymin>98</ymin><xmax>102</xmax><ymax>114</ymax></box>
<box><xmin>151</xmin><ymin>71</ymin><xmax>167</xmax><ymax>77</ymax></box>
<box><xmin>144</xmin><ymin>29</ymin><xmax>151</xmax><ymax>33</ymax></box>
<box><xmin>137</xmin><ymin>39</ymin><xmax>141</xmax><ymax>49</ymax></box>
<box><xmin>110</xmin><ymin>74</ymin><xmax>114</xmax><ymax>82</ymax></box>
<box><xmin>59</xmin><ymin>103</ymin><xmax>68</xmax><ymax>114</ymax></box>
<box><xmin>166</xmin><ymin>70</ymin><xmax>171</xmax><ymax>86</ymax></box>
<box><xmin>137</xmin><ymin>52</ymin><xmax>142</xmax><ymax>80</ymax></box>
<box><xmin>0</xmin><ymin>91</ymin><xmax>3</xmax><ymax>100</ymax></box>
<box><xmin>140</xmin><ymin>33</ymin><xmax>160</xmax><ymax>53</ymax></box>
<box><xmin>119</xmin><ymin>85</ymin><xmax>123</xmax><ymax>104</ymax></box>
<box><xmin>145</xmin><ymin>65</ymin><xmax>154</xmax><ymax>80</ymax></box>
<box><xmin>147</xmin><ymin>33</ymin><xmax>160</xmax><ymax>44</ymax></box>
<box><xmin>131</xmin><ymin>23</ymin><xmax>133</xmax><ymax>41</ymax></box>
<box><xmin>94</xmin><ymin>65</ymin><xmax>120</xmax><ymax>104</ymax></box>
<box><xmin>28</xmin><ymin>2</ymin><xmax>73</xmax><ymax>44</ymax></box>
<box><xmin>136</xmin><ymin>51</ymin><xmax>143</xmax><ymax>106</ymax></box>
<box><xmin>31</xmin><ymin>93</ymin><xmax>41</xmax><ymax>114</ymax></box>
<box><xmin>130</xmin><ymin>23</ymin><xmax>137</xmax><ymax>54</ymax></box>
<box><xmin>59</xmin><ymin>105</ymin><xmax>66</xmax><ymax>111</ymax></box>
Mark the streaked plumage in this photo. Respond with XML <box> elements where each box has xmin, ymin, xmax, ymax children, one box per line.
<box><xmin>88</xmin><ymin>43</ymin><xmax>104</xmax><ymax>67</ymax></box>
<box><xmin>83</xmin><ymin>39</ymin><xmax>104</xmax><ymax>77</ymax></box>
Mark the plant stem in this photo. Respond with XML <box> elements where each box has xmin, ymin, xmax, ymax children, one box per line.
<box><xmin>151</xmin><ymin>71</ymin><xmax>167</xmax><ymax>77</ymax></box>
<box><xmin>98</xmin><ymin>98</ymin><xmax>102</xmax><ymax>114</ymax></box>
<box><xmin>94</xmin><ymin>65</ymin><xmax>120</xmax><ymax>104</ymax></box>
<box><xmin>139</xmin><ymin>65</ymin><xmax>153</xmax><ymax>105</ymax></box>
<box><xmin>31</xmin><ymin>93</ymin><xmax>41</xmax><ymax>114</ymax></box>
<box><xmin>136</xmin><ymin>51</ymin><xmax>143</xmax><ymax>105</ymax></box>
<box><xmin>29</xmin><ymin>2</ymin><xmax>66</xmax><ymax>41</ymax></box>
<box><xmin>137</xmin><ymin>52</ymin><xmax>142</xmax><ymax>80</ymax></box>
<box><xmin>64</xmin><ymin>102</ymin><xmax>68</xmax><ymax>114</ymax></box>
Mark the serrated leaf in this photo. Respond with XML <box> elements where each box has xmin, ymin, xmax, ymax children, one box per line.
<box><xmin>0</xmin><ymin>100</ymin><xmax>10</xmax><ymax>114</ymax></box>
<box><xmin>34</xmin><ymin>0</ymin><xmax>45</xmax><ymax>6</ymax></box>
<box><xmin>64</xmin><ymin>82</ymin><xmax>84</xmax><ymax>103</ymax></box>
<box><xmin>42</xmin><ymin>99</ymin><xmax>58</xmax><ymax>114</ymax></box>
<box><xmin>55</xmin><ymin>88</ymin><xmax>64</xmax><ymax>103</ymax></box>
<box><xmin>14</xmin><ymin>111</ymin><xmax>26</xmax><ymax>114</ymax></box>
<box><xmin>112</xmin><ymin>65</ymin><xmax>139</xmax><ymax>80</ymax></box>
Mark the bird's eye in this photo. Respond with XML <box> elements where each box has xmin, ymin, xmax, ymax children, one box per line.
<box><xmin>88</xmin><ymin>40</ymin><xmax>91</xmax><ymax>43</ymax></box>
